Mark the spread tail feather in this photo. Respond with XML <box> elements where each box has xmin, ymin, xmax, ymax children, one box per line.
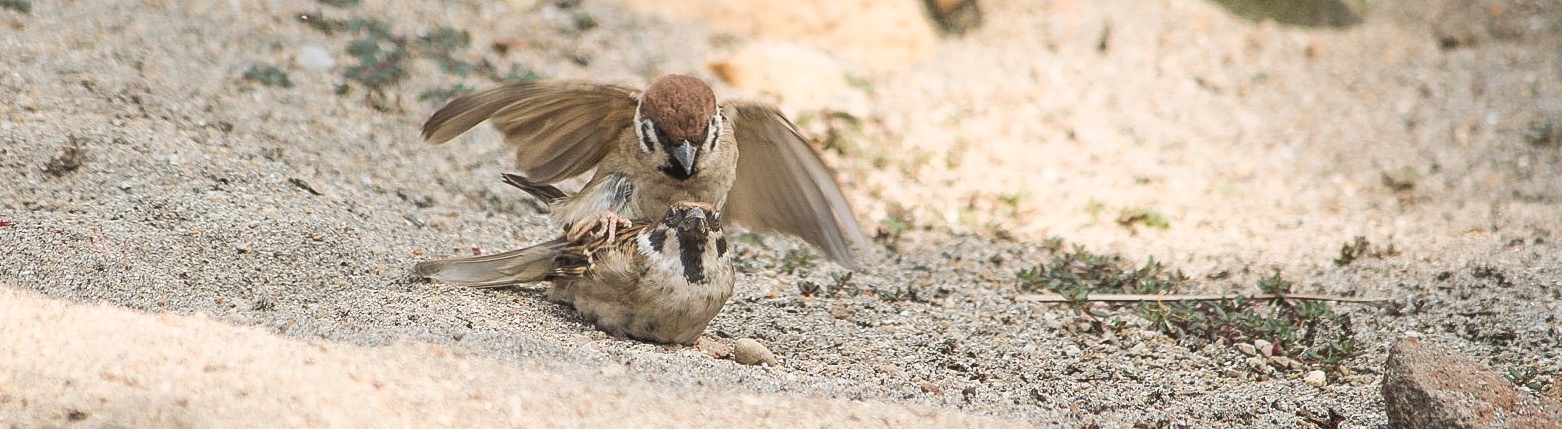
<box><xmin>413</xmin><ymin>240</ymin><xmax>570</xmax><ymax>288</ymax></box>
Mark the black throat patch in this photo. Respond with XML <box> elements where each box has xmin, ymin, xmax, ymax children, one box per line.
<box><xmin>659</xmin><ymin>162</ymin><xmax>696</xmax><ymax>180</ymax></box>
<box><xmin>658</xmin><ymin>139</ymin><xmax>701</xmax><ymax>181</ymax></box>
<box><xmin>676</xmin><ymin>228</ymin><xmax>707</xmax><ymax>283</ymax></box>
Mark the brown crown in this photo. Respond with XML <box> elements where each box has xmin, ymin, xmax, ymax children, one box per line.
<box><xmin>639</xmin><ymin>75</ymin><xmax>717</xmax><ymax>143</ymax></box>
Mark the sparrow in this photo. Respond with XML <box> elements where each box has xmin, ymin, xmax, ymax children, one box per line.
<box><xmin>421</xmin><ymin>74</ymin><xmax>868</xmax><ymax>267</ymax></box>
<box><xmin>413</xmin><ymin>201</ymin><xmax>735</xmax><ymax>346</ymax></box>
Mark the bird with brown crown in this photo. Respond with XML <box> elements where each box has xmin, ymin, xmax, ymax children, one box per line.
<box><xmin>421</xmin><ymin>74</ymin><xmax>868</xmax><ymax>267</ymax></box>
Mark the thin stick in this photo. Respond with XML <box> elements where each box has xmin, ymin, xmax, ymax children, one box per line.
<box><xmin>1014</xmin><ymin>293</ymin><xmax>1392</xmax><ymax>304</ymax></box>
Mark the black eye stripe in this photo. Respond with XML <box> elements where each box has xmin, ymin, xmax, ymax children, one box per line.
<box><xmin>640</xmin><ymin>121</ymin><xmax>657</xmax><ymax>152</ymax></box>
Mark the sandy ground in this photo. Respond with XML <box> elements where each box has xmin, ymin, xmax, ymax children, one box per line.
<box><xmin>2</xmin><ymin>0</ymin><xmax>1560</xmax><ymax>427</ymax></box>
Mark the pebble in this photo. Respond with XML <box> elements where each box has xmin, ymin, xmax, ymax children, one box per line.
<box><xmin>296</xmin><ymin>45</ymin><xmax>335</xmax><ymax>72</ymax></box>
<box><xmin>1127</xmin><ymin>342</ymin><xmax>1148</xmax><ymax>356</ymax></box>
<box><xmin>1253</xmin><ymin>339</ymin><xmax>1273</xmax><ymax>357</ymax></box>
<box><xmin>1062</xmin><ymin>344</ymin><xmax>1082</xmax><ymax>357</ymax></box>
<box><xmin>1234</xmin><ymin>343</ymin><xmax>1257</xmax><ymax>356</ymax></box>
<box><xmin>1304</xmin><ymin>370</ymin><xmax>1327</xmax><ymax>387</ymax></box>
<box><xmin>733</xmin><ymin>338</ymin><xmax>778</xmax><ymax>366</ymax></box>
<box><xmin>695</xmin><ymin>338</ymin><xmax>732</xmax><ymax>359</ymax></box>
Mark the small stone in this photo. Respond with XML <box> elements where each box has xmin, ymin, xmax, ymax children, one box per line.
<box><xmin>1127</xmin><ymin>342</ymin><xmax>1148</xmax><ymax>356</ymax></box>
<box><xmin>1062</xmin><ymin>344</ymin><xmax>1082</xmax><ymax>357</ymax></box>
<box><xmin>695</xmin><ymin>338</ymin><xmax>732</xmax><ymax>359</ymax></box>
<box><xmin>733</xmin><ymin>338</ymin><xmax>778</xmax><ymax>366</ymax></box>
<box><xmin>1253</xmin><ymin>339</ymin><xmax>1274</xmax><ymax>357</ymax></box>
<box><xmin>1244</xmin><ymin>357</ymin><xmax>1267</xmax><ymax>370</ymax></box>
<box><xmin>296</xmin><ymin>45</ymin><xmax>336</xmax><ymax>72</ymax></box>
<box><xmin>1304</xmin><ymin>370</ymin><xmax>1327</xmax><ymax>387</ymax></box>
<box><xmin>1234</xmin><ymin>343</ymin><xmax>1258</xmax><ymax>356</ymax></box>
<box><xmin>829</xmin><ymin>303</ymin><xmax>853</xmax><ymax>320</ymax></box>
<box><xmin>1274</xmin><ymin>356</ymin><xmax>1300</xmax><ymax>370</ymax></box>
<box><xmin>918</xmin><ymin>381</ymin><xmax>942</xmax><ymax>395</ymax></box>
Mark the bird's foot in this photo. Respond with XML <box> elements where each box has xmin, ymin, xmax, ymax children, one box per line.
<box><xmin>568</xmin><ymin>211</ymin><xmax>633</xmax><ymax>242</ymax></box>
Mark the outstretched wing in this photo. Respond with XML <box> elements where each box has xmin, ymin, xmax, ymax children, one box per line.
<box><xmin>422</xmin><ymin>81</ymin><xmax>640</xmax><ymax>183</ymax></box>
<box><xmin>720</xmin><ymin>101</ymin><xmax>868</xmax><ymax>268</ymax></box>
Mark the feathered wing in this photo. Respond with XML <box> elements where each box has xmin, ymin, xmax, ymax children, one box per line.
<box><xmin>412</xmin><ymin>240</ymin><xmax>570</xmax><ymax>288</ymax></box>
<box><xmin>422</xmin><ymin>81</ymin><xmax>641</xmax><ymax>183</ymax></box>
<box><xmin>414</xmin><ymin>224</ymin><xmax>650</xmax><ymax>287</ymax></box>
<box><xmin>720</xmin><ymin>101</ymin><xmax>869</xmax><ymax>268</ymax></box>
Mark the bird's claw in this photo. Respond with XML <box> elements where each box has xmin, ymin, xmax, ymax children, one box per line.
<box><xmin>569</xmin><ymin>211</ymin><xmax>632</xmax><ymax>242</ymax></box>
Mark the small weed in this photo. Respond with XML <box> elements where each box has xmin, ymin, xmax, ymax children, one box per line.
<box><xmin>1149</xmin><ymin>272</ymin><xmax>1357</xmax><ymax>364</ymax></box>
<box><xmin>1039</xmin><ymin>236</ymin><xmax>1066</xmax><ymax>252</ymax></box>
<box><xmin>418</xmin><ymin>26</ymin><xmax>478</xmax><ymax>76</ymax></box>
<box><xmin>879</xmin><ymin>216</ymin><xmax>910</xmax><ymax>238</ymax></box>
<box><xmin>996</xmin><ymin>190</ymin><xmax>1028</xmax><ymax>218</ymax></box>
<box><xmin>1504</xmin><ymin>366</ymin><xmax>1546</xmax><ymax>390</ymax></box>
<box><xmin>1335</xmin><ymin>236</ymin><xmax>1369</xmax><ymax>266</ymax></box>
<box><xmin>780</xmin><ymin>248</ymin><xmax>817</xmax><ymax>275</ymax></box>
<box><xmin>344</xmin><ymin>32</ymin><xmax>410</xmax><ymax>90</ymax></box>
<box><xmin>1116</xmin><ymin>208</ymin><xmax>1170</xmax><ymax>231</ymax></box>
<box><xmin>844</xmin><ymin>73</ymin><xmax>876</xmax><ymax>95</ymax></box>
<box><xmin>1381</xmin><ymin>166</ymin><xmax>1422</xmax><ymax>192</ymax></box>
<box><xmin>1016</xmin><ymin>246</ymin><xmax>1187</xmax><ymax>316</ymax></box>
<box><xmin>44</xmin><ymin>135</ymin><xmax>85</xmax><ymax>176</ymax></box>
<box><xmin>242</xmin><ymin>64</ymin><xmax>294</xmax><ymax>88</ymax></box>
<box><xmin>318</xmin><ymin>0</ymin><xmax>360</xmax><ymax>7</ymax></box>
<box><xmin>1017</xmin><ymin>250</ymin><xmax>1360</xmax><ymax>367</ymax></box>
<box><xmin>570</xmin><ymin>12</ymin><xmax>598</xmax><ymax>32</ymax></box>
<box><xmin>798</xmin><ymin>281</ymin><xmax>820</xmax><ymax>297</ymax></box>
<box><xmin>0</xmin><ymin>0</ymin><xmax>30</xmax><ymax>13</ymax></box>
<box><xmin>799</xmin><ymin>272</ymin><xmax>861</xmax><ymax>298</ymax></box>
<box><xmin>1472</xmin><ymin>265</ymin><xmax>1514</xmax><ymax>288</ymax></box>
<box><xmin>1334</xmin><ymin>236</ymin><xmax>1400</xmax><ymax>266</ymax></box>
<box><xmin>1526</xmin><ymin>120</ymin><xmax>1559</xmax><ymax>147</ymax></box>
<box><xmin>417</xmin><ymin>84</ymin><xmax>473</xmax><ymax>105</ymax></box>
<box><xmin>1083</xmin><ymin>199</ymin><xmax>1105</xmax><ymax>217</ymax></box>
<box><xmin>815</xmin><ymin>111</ymin><xmax>867</xmax><ymax>156</ymax></box>
<box><xmin>877</xmin><ymin>214</ymin><xmax>910</xmax><ymax>251</ymax></box>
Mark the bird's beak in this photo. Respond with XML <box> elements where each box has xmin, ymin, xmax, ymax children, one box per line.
<box><xmin>671</xmin><ymin>140</ymin><xmax>697</xmax><ymax>176</ymax></box>
<box><xmin>678</xmin><ymin>205</ymin><xmax>709</xmax><ymax>233</ymax></box>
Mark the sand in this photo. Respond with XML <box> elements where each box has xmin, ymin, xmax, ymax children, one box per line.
<box><xmin>2</xmin><ymin>0</ymin><xmax>1559</xmax><ymax>427</ymax></box>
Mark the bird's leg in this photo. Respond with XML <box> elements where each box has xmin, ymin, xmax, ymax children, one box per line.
<box><xmin>567</xmin><ymin>211</ymin><xmax>633</xmax><ymax>242</ymax></box>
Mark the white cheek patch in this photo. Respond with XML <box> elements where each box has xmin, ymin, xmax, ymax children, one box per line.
<box><xmin>637</xmin><ymin>234</ymin><xmax>684</xmax><ymax>275</ymax></box>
